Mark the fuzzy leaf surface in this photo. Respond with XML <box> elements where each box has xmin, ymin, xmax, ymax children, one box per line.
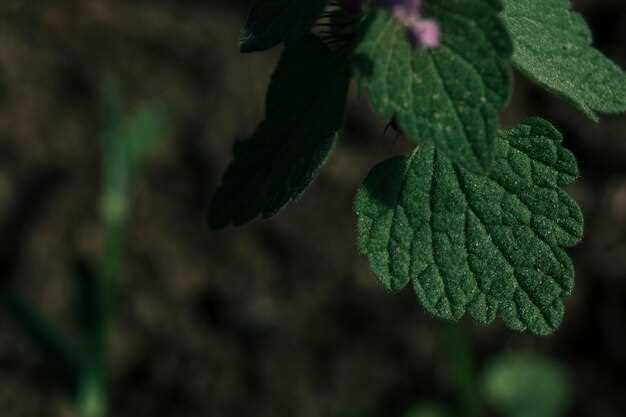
<box><xmin>209</xmin><ymin>35</ymin><xmax>350</xmax><ymax>228</ymax></box>
<box><xmin>240</xmin><ymin>0</ymin><xmax>327</xmax><ymax>52</ymax></box>
<box><xmin>355</xmin><ymin>0</ymin><xmax>512</xmax><ymax>172</ymax></box>
<box><xmin>356</xmin><ymin>118</ymin><xmax>583</xmax><ymax>335</ymax></box>
<box><xmin>502</xmin><ymin>0</ymin><xmax>626</xmax><ymax>120</ymax></box>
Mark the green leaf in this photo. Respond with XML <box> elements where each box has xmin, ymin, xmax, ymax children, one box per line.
<box><xmin>210</xmin><ymin>35</ymin><xmax>351</xmax><ymax>228</ymax></box>
<box><xmin>355</xmin><ymin>118</ymin><xmax>583</xmax><ymax>335</ymax></box>
<box><xmin>355</xmin><ymin>0</ymin><xmax>512</xmax><ymax>172</ymax></box>
<box><xmin>502</xmin><ymin>0</ymin><xmax>626</xmax><ymax>120</ymax></box>
<box><xmin>482</xmin><ymin>354</ymin><xmax>570</xmax><ymax>417</ymax></box>
<box><xmin>240</xmin><ymin>0</ymin><xmax>327</xmax><ymax>53</ymax></box>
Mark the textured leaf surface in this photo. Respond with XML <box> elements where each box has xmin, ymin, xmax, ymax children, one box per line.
<box><xmin>356</xmin><ymin>118</ymin><xmax>583</xmax><ymax>335</ymax></box>
<box><xmin>240</xmin><ymin>0</ymin><xmax>327</xmax><ymax>52</ymax></box>
<box><xmin>209</xmin><ymin>35</ymin><xmax>350</xmax><ymax>228</ymax></box>
<box><xmin>482</xmin><ymin>354</ymin><xmax>570</xmax><ymax>417</ymax></box>
<box><xmin>502</xmin><ymin>0</ymin><xmax>626</xmax><ymax>120</ymax></box>
<box><xmin>355</xmin><ymin>0</ymin><xmax>512</xmax><ymax>172</ymax></box>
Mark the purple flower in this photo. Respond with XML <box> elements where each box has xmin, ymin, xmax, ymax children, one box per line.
<box><xmin>376</xmin><ymin>0</ymin><xmax>440</xmax><ymax>49</ymax></box>
<box><xmin>406</xmin><ymin>18</ymin><xmax>439</xmax><ymax>49</ymax></box>
<box><xmin>340</xmin><ymin>0</ymin><xmax>440</xmax><ymax>48</ymax></box>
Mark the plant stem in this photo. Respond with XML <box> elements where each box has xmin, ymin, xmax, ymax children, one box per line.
<box><xmin>77</xmin><ymin>362</ymin><xmax>107</xmax><ymax>417</ymax></box>
<box><xmin>75</xmin><ymin>114</ymin><xmax>132</xmax><ymax>417</ymax></box>
<box><xmin>444</xmin><ymin>322</ymin><xmax>482</xmax><ymax>417</ymax></box>
<box><xmin>75</xmin><ymin>180</ymin><xmax>128</xmax><ymax>417</ymax></box>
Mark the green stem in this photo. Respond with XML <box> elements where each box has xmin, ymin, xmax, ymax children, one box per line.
<box><xmin>73</xmin><ymin>85</ymin><xmax>164</xmax><ymax>416</ymax></box>
<box><xmin>444</xmin><ymin>322</ymin><xmax>482</xmax><ymax>417</ymax></box>
<box><xmin>77</xmin><ymin>363</ymin><xmax>107</xmax><ymax>417</ymax></box>
<box><xmin>75</xmin><ymin>275</ymin><xmax>108</xmax><ymax>417</ymax></box>
<box><xmin>75</xmin><ymin>180</ymin><xmax>128</xmax><ymax>417</ymax></box>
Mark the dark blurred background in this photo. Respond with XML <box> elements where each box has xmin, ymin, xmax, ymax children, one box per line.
<box><xmin>0</xmin><ymin>0</ymin><xmax>625</xmax><ymax>416</ymax></box>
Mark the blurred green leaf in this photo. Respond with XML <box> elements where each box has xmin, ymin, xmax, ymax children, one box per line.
<box><xmin>98</xmin><ymin>82</ymin><xmax>170</xmax><ymax>315</ymax></box>
<box><xmin>482</xmin><ymin>353</ymin><xmax>570</xmax><ymax>417</ymax></box>
<box><xmin>100</xmin><ymin>82</ymin><xmax>169</xmax><ymax>224</ymax></box>
<box><xmin>75</xmin><ymin>83</ymin><xmax>170</xmax><ymax>417</ymax></box>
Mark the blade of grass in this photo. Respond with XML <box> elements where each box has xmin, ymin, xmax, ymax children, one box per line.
<box><xmin>75</xmin><ymin>81</ymin><xmax>169</xmax><ymax>417</ymax></box>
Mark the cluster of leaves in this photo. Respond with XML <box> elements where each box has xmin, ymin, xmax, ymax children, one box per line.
<box><xmin>210</xmin><ymin>0</ymin><xmax>626</xmax><ymax>335</ymax></box>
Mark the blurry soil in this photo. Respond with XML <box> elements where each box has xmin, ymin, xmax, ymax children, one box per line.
<box><xmin>0</xmin><ymin>1</ymin><xmax>625</xmax><ymax>416</ymax></box>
